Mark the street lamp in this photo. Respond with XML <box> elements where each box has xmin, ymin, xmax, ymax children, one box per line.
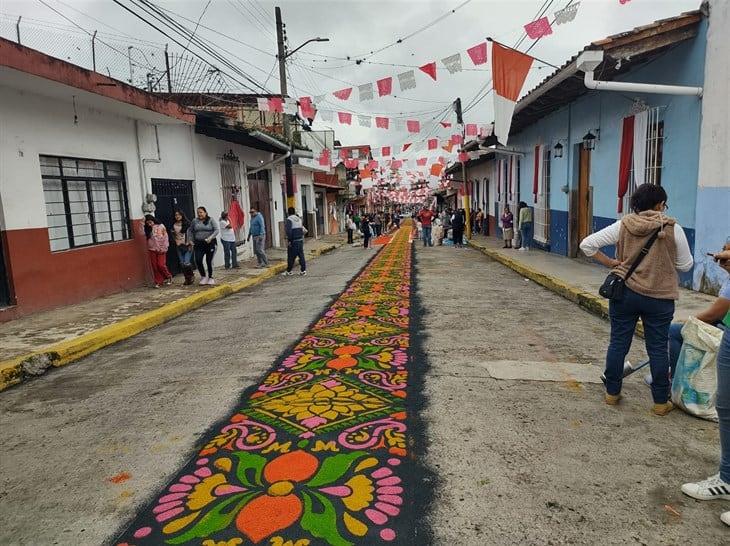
<box><xmin>553</xmin><ymin>141</ymin><xmax>564</xmax><ymax>159</ymax></box>
<box><xmin>582</xmin><ymin>131</ymin><xmax>597</xmax><ymax>151</ymax></box>
<box><xmin>285</xmin><ymin>37</ymin><xmax>330</xmax><ymax>59</ymax></box>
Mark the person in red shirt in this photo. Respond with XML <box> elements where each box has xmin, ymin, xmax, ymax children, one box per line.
<box><xmin>418</xmin><ymin>207</ymin><xmax>435</xmax><ymax>247</ymax></box>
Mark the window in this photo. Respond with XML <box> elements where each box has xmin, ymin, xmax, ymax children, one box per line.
<box><xmin>40</xmin><ymin>156</ymin><xmax>131</xmax><ymax>251</ymax></box>
<box><xmin>534</xmin><ymin>148</ymin><xmax>551</xmax><ymax>244</ymax></box>
<box><xmin>623</xmin><ymin>106</ymin><xmax>664</xmax><ymax>213</ymax></box>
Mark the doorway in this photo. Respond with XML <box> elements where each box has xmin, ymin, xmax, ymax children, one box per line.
<box><xmin>248</xmin><ymin>171</ymin><xmax>273</xmax><ymax>248</ymax></box>
<box><xmin>0</xmin><ymin>233</ymin><xmax>11</xmax><ymax>307</ymax></box>
<box><xmin>315</xmin><ymin>191</ymin><xmax>325</xmax><ymax>237</ymax></box>
<box><xmin>301</xmin><ymin>190</ymin><xmax>310</xmax><ymax>235</ymax></box>
<box><xmin>151</xmin><ymin>179</ymin><xmax>194</xmax><ymax>274</ymax></box>
<box><xmin>577</xmin><ymin>147</ymin><xmax>592</xmax><ymax>242</ymax></box>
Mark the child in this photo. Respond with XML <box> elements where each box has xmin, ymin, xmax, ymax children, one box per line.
<box><xmin>501</xmin><ymin>205</ymin><xmax>514</xmax><ymax>249</ymax></box>
<box><xmin>144</xmin><ymin>215</ymin><xmax>172</xmax><ymax>288</ymax></box>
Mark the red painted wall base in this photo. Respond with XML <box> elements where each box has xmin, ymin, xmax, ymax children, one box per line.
<box><xmin>0</xmin><ymin>220</ymin><xmax>148</xmax><ymax>322</ymax></box>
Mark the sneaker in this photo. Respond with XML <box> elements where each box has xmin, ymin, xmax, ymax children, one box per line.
<box><xmin>153</xmin><ymin>284</ymin><xmax>162</xmax><ymax>289</ymax></box>
<box><xmin>164</xmin><ymin>277</ymin><xmax>173</xmax><ymax>285</ymax></box>
<box><xmin>199</xmin><ymin>277</ymin><xmax>209</xmax><ymax>285</ymax></box>
<box><xmin>652</xmin><ymin>401</ymin><xmax>674</xmax><ymax>416</ymax></box>
<box><xmin>644</xmin><ymin>373</ymin><xmax>653</xmax><ymax>387</ymax></box>
<box><xmin>282</xmin><ymin>271</ymin><xmax>293</xmax><ymax>276</ymax></box>
<box><xmin>681</xmin><ymin>474</ymin><xmax>730</xmax><ymax>500</ymax></box>
<box><xmin>300</xmin><ymin>271</ymin><xmax>307</xmax><ymax>276</ymax></box>
<box><xmin>605</xmin><ymin>393</ymin><xmax>622</xmax><ymax>405</ymax></box>
<box><xmin>207</xmin><ymin>278</ymin><xmax>216</xmax><ymax>286</ymax></box>
<box><xmin>721</xmin><ymin>511</ymin><xmax>730</xmax><ymax>526</ymax></box>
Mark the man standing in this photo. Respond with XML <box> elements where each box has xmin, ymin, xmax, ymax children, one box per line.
<box><xmin>417</xmin><ymin>206</ymin><xmax>435</xmax><ymax>247</ymax></box>
<box><xmin>284</xmin><ymin>207</ymin><xmax>307</xmax><ymax>276</ymax></box>
<box><xmin>247</xmin><ymin>206</ymin><xmax>268</xmax><ymax>268</ymax></box>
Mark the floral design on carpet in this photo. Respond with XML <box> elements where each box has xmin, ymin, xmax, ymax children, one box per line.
<box><xmin>115</xmin><ymin>225</ymin><xmax>418</xmax><ymax>546</ymax></box>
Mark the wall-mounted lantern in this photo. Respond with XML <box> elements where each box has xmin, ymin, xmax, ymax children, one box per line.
<box><xmin>553</xmin><ymin>141</ymin><xmax>564</xmax><ymax>159</ymax></box>
<box><xmin>582</xmin><ymin>131</ymin><xmax>597</xmax><ymax>151</ymax></box>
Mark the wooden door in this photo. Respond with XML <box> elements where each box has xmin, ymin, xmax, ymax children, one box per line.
<box><xmin>577</xmin><ymin>148</ymin><xmax>592</xmax><ymax>242</ymax></box>
<box><xmin>248</xmin><ymin>175</ymin><xmax>273</xmax><ymax>248</ymax></box>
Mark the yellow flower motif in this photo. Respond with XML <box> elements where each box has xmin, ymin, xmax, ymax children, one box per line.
<box><xmin>342</xmin><ymin>474</ymin><xmax>374</xmax><ymax>512</ymax></box>
<box><xmin>187</xmin><ymin>473</ymin><xmax>227</xmax><ymax>511</ymax></box>
<box><xmin>259</xmin><ymin>382</ymin><xmax>386</xmax><ymax>424</ymax></box>
<box><xmin>269</xmin><ymin>537</ymin><xmax>310</xmax><ymax>546</ymax></box>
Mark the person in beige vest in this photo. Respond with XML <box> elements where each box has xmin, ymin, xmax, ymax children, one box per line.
<box><xmin>580</xmin><ymin>184</ymin><xmax>693</xmax><ymax>415</ymax></box>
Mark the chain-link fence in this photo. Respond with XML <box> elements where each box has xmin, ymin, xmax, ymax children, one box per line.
<box><xmin>0</xmin><ymin>15</ymin><xmax>231</xmax><ymax>94</ymax></box>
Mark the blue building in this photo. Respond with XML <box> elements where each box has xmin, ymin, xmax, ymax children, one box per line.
<box><xmin>461</xmin><ymin>3</ymin><xmax>729</xmax><ymax>294</ymax></box>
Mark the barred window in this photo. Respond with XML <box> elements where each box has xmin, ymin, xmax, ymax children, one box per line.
<box><xmin>623</xmin><ymin>107</ymin><xmax>664</xmax><ymax>214</ymax></box>
<box><xmin>40</xmin><ymin>156</ymin><xmax>131</xmax><ymax>251</ymax></box>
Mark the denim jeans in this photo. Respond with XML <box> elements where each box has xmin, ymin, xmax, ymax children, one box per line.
<box><xmin>252</xmin><ymin>235</ymin><xmax>268</xmax><ymax>266</ymax></box>
<box><xmin>222</xmin><ymin>240</ymin><xmax>238</xmax><ymax>268</ymax></box>
<box><xmin>287</xmin><ymin>239</ymin><xmax>306</xmax><ymax>272</ymax></box>
<box><xmin>717</xmin><ymin>329</ymin><xmax>730</xmax><ymax>482</ymax></box>
<box><xmin>520</xmin><ymin>222</ymin><xmax>533</xmax><ymax>248</ymax></box>
<box><xmin>176</xmin><ymin>245</ymin><xmax>192</xmax><ymax>267</ymax></box>
<box><xmin>605</xmin><ymin>287</ymin><xmax>675</xmax><ymax>403</ymax></box>
<box><xmin>669</xmin><ymin>322</ymin><xmax>684</xmax><ymax>377</ymax></box>
<box><xmin>422</xmin><ymin>226</ymin><xmax>433</xmax><ymax>247</ymax></box>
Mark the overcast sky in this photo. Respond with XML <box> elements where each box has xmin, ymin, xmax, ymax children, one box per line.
<box><xmin>1</xmin><ymin>0</ymin><xmax>701</xmax><ymax>150</ymax></box>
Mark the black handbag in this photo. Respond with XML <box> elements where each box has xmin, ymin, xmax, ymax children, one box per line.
<box><xmin>599</xmin><ymin>226</ymin><xmax>663</xmax><ymax>300</ymax></box>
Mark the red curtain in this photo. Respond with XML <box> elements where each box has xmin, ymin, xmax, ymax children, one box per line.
<box><xmin>617</xmin><ymin>115</ymin><xmax>635</xmax><ymax>213</ymax></box>
<box><xmin>533</xmin><ymin>145</ymin><xmax>540</xmax><ymax>203</ymax></box>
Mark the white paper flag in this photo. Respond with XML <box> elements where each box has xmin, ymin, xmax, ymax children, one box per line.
<box><xmin>397</xmin><ymin>70</ymin><xmax>417</xmax><ymax>91</ymax></box>
<box><xmin>358</xmin><ymin>83</ymin><xmax>374</xmax><ymax>102</ymax></box>
<box><xmin>554</xmin><ymin>2</ymin><xmax>579</xmax><ymax>25</ymax></box>
<box><xmin>393</xmin><ymin>119</ymin><xmax>407</xmax><ymax>132</ymax></box>
<box><xmin>358</xmin><ymin>115</ymin><xmax>372</xmax><ymax>127</ymax></box>
<box><xmin>283</xmin><ymin>98</ymin><xmax>298</xmax><ymax>115</ymax></box>
<box><xmin>256</xmin><ymin>97</ymin><xmax>270</xmax><ymax>112</ymax></box>
<box><xmin>319</xmin><ymin>109</ymin><xmax>334</xmax><ymax>122</ymax></box>
<box><xmin>442</xmin><ymin>53</ymin><xmax>463</xmax><ymax>74</ymax></box>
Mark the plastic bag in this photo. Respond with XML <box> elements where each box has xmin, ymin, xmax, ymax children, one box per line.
<box><xmin>671</xmin><ymin>317</ymin><xmax>723</xmax><ymax>421</ymax></box>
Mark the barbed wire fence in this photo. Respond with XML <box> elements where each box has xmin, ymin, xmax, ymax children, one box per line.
<box><xmin>0</xmin><ymin>15</ymin><xmax>233</xmax><ymax>94</ymax></box>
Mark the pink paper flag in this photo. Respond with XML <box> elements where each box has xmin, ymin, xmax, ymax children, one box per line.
<box><xmin>345</xmin><ymin>159</ymin><xmax>359</xmax><ymax>169</ymax></box>
<box><xmin>440</xmin><ymin>121</ymin><xmax>452</xmax><ymax>128</ymax></box>
<box><xmin>318</xmin><ymin>149</ymin><xmax>330</xmax><ymax>166</ymax></box>
<box><xmin>417</xmin><ymin>158</ymin><xmax>427</xmax><ymax>166</ymax></box>
<box><xmin>376</xmin><ymin>77</ymin><xmax>393</xmax><ymax>97</ymax></box>
<box><xmin>299</xmin><ymin>96</ymin><xmax>315</xmax><ymax>119</ymax></box>
<box><xmin>382</xmin><ymin>146</ymin><xmax>391</xmax><ymax>157</ymax></box>
<box><xmin>268</xmin><ymin>97</ymin><xmax>284</xmax><ymax>113</ymax></box>
<box><xmin>451</xmin><ymin>134</ymin><xmax>464</xmax><ymax>145</ymax></box>
<box><xmin>458</xmin><ymin>152</ymin><xmax>469</xmax><ymax>162</ymax></box>
<box><xmin>466</xmin><ymin>123</ymin><xmax>478</xmax><ymax>136</ymax></box>
<box><xmin>406</xmin><ymin>120</ymin><xmax>421</xmax><ymax>133</ymax></box>
<box><xmin>402</xmin><ymin>143</ymin><xmax>412</xmax><ymax>152</ymax></box>
<box><xmin>467</xmin><ymin>42</ymin><xmax>488</xmax><ymax>66</ymax></box>
<box><xmin>338</xmin><ymin>112</ymin><xmax>352</xmax><ymax>125</ymax></box>
<box><xmin>392</xmin><ymin>160</ymin><xmax>403</xmax><ymax>169</ymax></box>
<box><xmin>375</xmin><ymin>116</ymin><xmax>390</xmax><ymax>129</ymax></box>
<box><xmin>368</xmin><ymin>160</ymin><xmax>378</xmax><ymax>169</ymax></box>
<box><xmin>333</xmin><ymin>87</ymin><xmax>353</xmax><ymax>100</ymax></box>
<box><xmin>419</xmin><ymin>62</ymin><xmax>438</xmax><ymax>81</ymax></box>
<box><xmin>524</xmin><ymin>17</ymin><xmax>553</xmax><ymax>39</ymax></box>
<box><xmin>428</xmin><ymin>138</ymin><xmax>438</xmax><ymax>150</ymax></box>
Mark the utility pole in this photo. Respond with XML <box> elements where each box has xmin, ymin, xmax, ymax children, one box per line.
<box><xmin>91</xmin><ymin>31</ymin><xmax>97</xmax><ymax>72</ymax></box>
<box><xmin>454</xmin><ymin>97</ymin><xmax>471</xmax><ymax>239</ymax></box>
<box><xmin>275</xmin><ymin>6</ymin><xmax>296</xmax><ymax>210</ymax></box>
<box><xmin>164</xmin><ymin>44</ymin><xmax>172</xmax><ymax>93</ymax></box>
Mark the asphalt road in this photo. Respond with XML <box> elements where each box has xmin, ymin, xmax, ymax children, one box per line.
<box><xmin>0</xmin><ymin>241</ymin><xmax>727</xmax><ymax>545</ymax></box>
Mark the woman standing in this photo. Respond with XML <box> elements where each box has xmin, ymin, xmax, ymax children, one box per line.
<box><xmin>144</xmin><ymin>215</ymin><xmax>172</xmax><ymax>288</ymax></box>
<box><xmin>501</xmin><ymin>205</ymin><xmax>514</xmax><ymax>249</ymax></box>
<box><xmin>171</xmin><ymin>210</ymin><xmax>194</xmax><ymax>285</ymax></box>
<box><xmin>219</xmin><ymin>211</ymin><xmax>239</xmax><ymax>269</ymax></box>
<box><xmin>346</xmin><ymin>215</ymin><xmax>355</xmax><ymax>245</ymax></box>
<box><xmin>187</xmin><ymin>206</ymin><xmax>219</xmax><ymax>286</ymax></box>
<box><xmin>451</xmin><ymin>209</ymin><xmax>465</xmax><ymax>248</ymax></box>
<box><xmin>517</xmin><ymin>201</ymin><xmax>533</xmax><ymax>251</ymax></box>
<box><xmin>579</xmin><ymin>184</ymin><xmax>693</xmax><ymax>415</ymax></box>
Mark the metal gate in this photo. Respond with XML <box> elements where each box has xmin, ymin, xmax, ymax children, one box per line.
<box><xmin>151</xmin><ymin>178</ymin><xmax>195</xmax><ymax>274</ymax></box>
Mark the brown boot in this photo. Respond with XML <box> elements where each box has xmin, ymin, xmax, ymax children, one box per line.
<box><xmin>183</xmin><ymin>265</ymin><xmax>194</xmax><ymax>285</ymax></box>
<box><xmin>605</xmin><ymin>393</ymin><xmax>622</xmax><ymax>406</ymax></box>
<box><xmin>652</xmin><ymin>401</ymin><xmax>674</xmax><ymax>416</ymax></box>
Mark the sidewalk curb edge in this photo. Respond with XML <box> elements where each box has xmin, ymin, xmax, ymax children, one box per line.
<box><xmin>0</xmin><ymin>243</ymin><xmax>340</xmax><ymax>392</ymax></box>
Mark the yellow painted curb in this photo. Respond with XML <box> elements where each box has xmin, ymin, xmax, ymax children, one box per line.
<box><xmin>468</xmin><ymin>242</ymin><xmax>645</xmax><ymax>338</ymax></box>
<box><xmin>0</xmin><ymin>242</ymin><xmax>341</xmax><ymax>392</ymax></box>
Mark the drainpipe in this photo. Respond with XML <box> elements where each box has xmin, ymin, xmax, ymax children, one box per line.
<box><xmin>134</xmin><ymin>120</ymin><xmax>161</xmax><ymax>212</ymax></box>
<box><xmin>577</xmin><ymin>50</ymin><xmax>703</xmax><ymax>97</ymax></box>
<box><xmin>246</xmin><ymin>150</ymin><xmax>291</xmax><ymax>176</ymax></box>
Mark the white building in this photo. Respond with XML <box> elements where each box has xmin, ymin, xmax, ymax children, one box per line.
<box><xmin>0</xmin><ymin>38</ymin><xmax>293</xmax><ymax>320</ymax></box>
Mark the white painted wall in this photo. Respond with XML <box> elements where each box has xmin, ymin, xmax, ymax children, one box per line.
<box><xmin>0</xmin><ymin>83</ymin><xmax>283</xmax><ymax>265</ymax></box>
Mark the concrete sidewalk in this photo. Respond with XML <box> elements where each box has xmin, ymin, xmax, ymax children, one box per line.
<box><xmin>469</xmin><ymin>236</ymin><xmax>716</xmax><ymax>325</ymax></box>
<box><xmin>0</xmin><ymin>234</ymin><xmax>349</xmax><ymax>391</ymax></box>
